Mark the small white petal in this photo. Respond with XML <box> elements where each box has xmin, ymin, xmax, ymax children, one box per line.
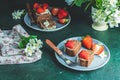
<box><xmin>98</xmin><ymin>51</ymin><xmax>107</xmax><ymax>58</ymax></box>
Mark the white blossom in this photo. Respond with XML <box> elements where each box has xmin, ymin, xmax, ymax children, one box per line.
<box><xmin>25</xmin><ymin>43</ymin><xmax>35</xmax><ymax>56</ymax></box>
<box><xmin>110</xmin><ymin>0</ymin><xmax>117</xmax><ymax>7</ymax></box>
<box><xmin>92</xmin><ymin>0</ymin><xmax>120</xmax><ymax>28</ymax></box>
<box><xmin>25</xmin><ymin>38</ymin><xmax>43</xmax><ymax>56</ymax></box>
<box><xmin>12</xmin><ymin>9</ymin><xmax>25</xmax><ymax>20</ymax></box>
<box><xmin>113</xmin><ymin>10</ymin><xmax>120</xmax><ymax>23</ymax></box>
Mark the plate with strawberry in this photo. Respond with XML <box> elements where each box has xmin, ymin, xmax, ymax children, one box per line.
<box><xmin>24</xmin><ymin>2</ymin><xmax>71</xmax><ymax>32</ymax></box>
<box><xmin>55</xmin><ymin>36</ymin><xmax>110</xmax><ymax>71</ymax></box>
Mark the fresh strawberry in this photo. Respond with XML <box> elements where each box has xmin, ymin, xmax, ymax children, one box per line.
<box><xmin>57</xmin><ymin>8</ymin><xmax>68</xmax><ymax>19</ymax></box>
<box><xmin>92</xmin><ymin>43</ymin><xmax>104</xmax><ymax>55</ymax></box>
<box><xmin>82</xmin><ymin>35</ymin><xmax>93</xmax><ymax>49</ymax></box>
<box><xmin>79</xmin><ymin>50</ymin><xmax>89</xmax><ymax>60</ymax></box>
<box><xmin>36</xmin><ymin>7</ymin><xmax>45</xmax><ymax>14</ymax></box>
<box><xmin>65</xmin><ymin>40</ymin><xmax>74</xmax><ymax>49</ymax></box>
<box><xmin>51</xmin><ymin>7</ymin><xmax>60</xmax><ymax>16</ymax></box>
<box><xmin>33</xmin><ymin>3</ymin><xmax>40</xmax><ymax>9</ymax></box>
<box><xmin>58</xmin><ymin>18</ymin><xmax>69</xmax><ymax>24</ymax></box>
<box><xmin>43</xmin><ymin>3</ymin><xmax>49</xmax><ymax>9</ymax></box>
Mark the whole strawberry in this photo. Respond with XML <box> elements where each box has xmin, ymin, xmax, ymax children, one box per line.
<box><xmin>57</xmin><ymin>8</ymin><xmax>68</xmax><ymax>19</ymax></box>
<box><xmin>58</xmin><ymin>18</ymin><xmax>69</xmax><ymax>24</ymax></box>
<box><xmin>33</xmin><ymin>2</ymin><xmax>40</xmax><ymax>10</ymax></box>
<box><xmin>42</xmin><ymin>3</ymin><xmax>49</xmax><ymax>9</ymax></box>
<box><xmin>51</xmin><ymin>7</ymin><xmax>60</xmax><ymax>16</ymax></box>
<box><xmin>82</xmin><ymin>35</ymin><xmax>93</xmax><ymax>49</ymax></box>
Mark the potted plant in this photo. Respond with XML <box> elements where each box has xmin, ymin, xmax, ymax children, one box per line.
<box><xmin>65</xmin><ymin>0</ymin><xmax>120</xmax><ymax>31</ymax></box>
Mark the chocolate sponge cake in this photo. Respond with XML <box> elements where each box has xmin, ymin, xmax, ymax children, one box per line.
<box><xmin>26</xmin><ymin>3</ymin><xmax>56</xmax><ymax>30</ymax></box>
<box><xmin>65</xmin><ymin>40</ymin><xmax>81</xmax><ymax>56</ymax></box>
<box><xmin>36</xmin><ymin>13</ymin><xmax>56</xmax><ymax>29</ymax></box>
<box><xmin>79</xmin><ymin>50</ymin><xmax>94</xmax><ymax>67</ymax></box>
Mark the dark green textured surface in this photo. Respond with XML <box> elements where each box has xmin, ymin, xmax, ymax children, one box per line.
<box><xmin>0</xmin><ymin>0</ymin><xmax>120</xmax><ymax>80</ymax></box>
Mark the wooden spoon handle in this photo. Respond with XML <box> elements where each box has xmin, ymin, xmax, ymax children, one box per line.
<box><xmin>46</xmin><ymin>39</ymin><xmax>62</xmax><ymax>55</ymax></box>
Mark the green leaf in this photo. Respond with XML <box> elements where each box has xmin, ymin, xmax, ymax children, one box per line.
<box><xmin>74</xmin><ymin>0</ymin><xmax>84</xmax><ymax>7</ymax></box>
<box><xmin>19</xmin><ymin>41</ymin><xmax>24</xmax><ymax>48</ymax></box>
<box><xmin>116</xmin><ymin>0</ymin><xmax>120</xmax><ymax>7</ymax></box>
<box><xmin>95</xmin><ymin>0</ymin><xmax>102</xmax><ymax>9</ymax></box>
<box><xmin>18</xmin><ymin>35</ymin><xmax>37</xmax><ymax>49</ymax></box>
<box><xmin>85</xmin><ymin>1</ymin><xmax>92</xmax><ymax>11</ymax></box>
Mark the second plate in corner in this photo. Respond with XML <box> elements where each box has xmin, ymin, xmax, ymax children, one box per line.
<box><xmin>24</xmin><ymin>13</ymin><xmax>71</xmax><ymax>32</ymax></box>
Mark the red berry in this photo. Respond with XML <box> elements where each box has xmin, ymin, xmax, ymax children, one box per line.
<box><xmin>51</xmin><ymin>7</ymin><xmax>60</xmax><ymax>16</ymax></box>
<box><xmin>65</xmin><ymin>40</ymin><xmax>74</xmax><ymax>49</ymax></box>
<box><xmin>33</xmin><ymin>3</ymin><xmax>40</xmax><ymax>9</ymax></box>
<box><xmin>92</xmin><ymin>43</ymin><xmax>104</xmax><ymax>55</ymax></box>
<box><xmin>42</xmin><ymin>3</ymin><xmax>49</xmax><ymax>9</ymax></box>
<box><xmin>57</xmin><ymin>14</ymin><xmax>64</xmax><ymax>19</ymax></box>
<box><xmin>79</xmin><ymin>50</ymin><xmax>89</xmax><ymax>60</ymax></box>
<box><xmin>36</xmin><ymin>7</ymin><xmax>45</xmax><ymax>14</ymax></box>
<box><xmin>57</xmin><ymin>8</ymin><xmax>68</xmax><ymax>19</ymax></box>
<box><xmin>58</xmin><ymin>18</ymin><xmax>69</xmax><ymax>24</ymax></box>
<box><xmin>82</xmin><ymin>35</ymin><xmax>93</xmax><ymax>49</ymax></box>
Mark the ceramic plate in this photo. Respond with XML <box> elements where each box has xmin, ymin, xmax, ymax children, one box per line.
<box><xmin>55</xmin><ymin>37</ymin><xmax>110</xmax><ymax>71</ymax></box>
<box><xmin>24</xmin><ymin>13</ymin><xmax>71</xmax><ymax>32</ymax></box>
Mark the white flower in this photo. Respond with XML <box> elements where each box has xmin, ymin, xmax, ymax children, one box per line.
<box><xmin>35</xmin><ymin>39</ymin><xmax>43</xmax><ymax>48</ymax></box>
<box><xmin>24</xmin><ymin>38</ymin><xmax>43</xmax><ymax>56</ymax></box>
<box><xmin>113</xmin><ymin>10</ymin><xmax>120</xmax><ymax>23</ymax></box>
<box><xmin>12</xmin><ymin>9</ymin><xmax>25</xmax><ymax>20</ymax></box>
<box><xmin>25</xmin><ymin>43</ymin><xmax>35</xmax><ymax>56</ymax></box>
<box><xmin>104</xmin><ymin>9</ymin><xmax>111</xmax><ymax>15</ymax></box>
<box><xmin>92</xmin><ymin>0</ymin><xmax>120</xmax><ymax>28</ymax></box>
<box><xmin>109</xmin><ymin>21</ymin><xmax>119</xmax><ymax>28</ymax></box>
<box><xmin>29</xmin><ymin>39</ymin><xmax>35</xmax><ymax>44</ymax></box>
<box><xmin>110</xmin><ymin>0</ymin><xmax>117</xmax><ymax>7</ymax></box>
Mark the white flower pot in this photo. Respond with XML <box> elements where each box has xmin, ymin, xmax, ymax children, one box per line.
<box><xmin>92</xmin><ymin>22</ymin><xmax>108</xmax><ymax>31</ymax></box>
<box><xmin>91</xmin><ymin>7</ymin><xmax>108</xmax><ymax>31</ymax></box>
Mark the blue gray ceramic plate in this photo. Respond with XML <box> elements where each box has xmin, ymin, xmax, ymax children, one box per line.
<box><xmin>55</xmin><ymin>37</ymin><xmax>110</xmax><ymax>71</ymax></box>
<box><xmin>24</xmin><ymin>13</ymin><xmax>71</xmax><ymax>32</ymax></box>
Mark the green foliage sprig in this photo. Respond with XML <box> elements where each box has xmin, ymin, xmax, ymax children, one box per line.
<box><xmin>73</xmin><ymin>0</ymin><xmax>103</xmax><ymax>10</ymax></box>
<box><xmin>19</xmin><ymin>35</ymin><xmax>37</xmax><ymax>49</ymax></box>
